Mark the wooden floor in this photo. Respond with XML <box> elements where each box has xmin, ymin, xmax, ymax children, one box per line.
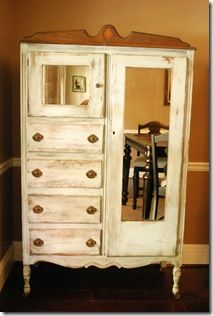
<box><xmin>0</xmin><ymin>262</ymin><xmax>209</xmax><ymax>312</ymax></box>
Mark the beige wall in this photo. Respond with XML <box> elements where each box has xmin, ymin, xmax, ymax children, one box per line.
<box><xmin>184</xmin><ymin>172</ymin><xmax>209</xmax><ymax>244</ymax></box>
<box><xmin>12</xmin><ymin>0</ymin><xmax>209</xmax><ymax>161</ymax></box>
<box><xmin>0</xmin><ymin>0</ymin><xmax>208</xmax><ymax>248</ymax></box>
<box><xmin>125</xmin><ymin>68</ymin><xmax>170</xmax><ymax>128</ymax></box>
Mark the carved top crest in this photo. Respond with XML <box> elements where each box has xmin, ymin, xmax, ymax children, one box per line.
<box><xmin>21</xmin><ymin>24</ymin><xmax>195</xmax><ymax>50</ymax></box>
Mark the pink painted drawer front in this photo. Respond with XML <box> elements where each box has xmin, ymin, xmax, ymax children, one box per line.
<box><xmin>30</xmin><ymin>228</ymin><xmax>101</xmax><ymax>255</ymax></box>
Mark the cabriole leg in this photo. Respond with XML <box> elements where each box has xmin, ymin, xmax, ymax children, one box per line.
<box><xmin>23</xmin><ymin>264</ymin><xmax>31</xmax><ymax>297</ymax></box>
<box><xmin>172</xmin><ymin>264</ymin><xmax>181</xmax><ymax>299</ymax></box>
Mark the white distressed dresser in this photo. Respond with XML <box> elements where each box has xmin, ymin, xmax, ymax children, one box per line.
<box><xmin>20</xmin><ymin>25</ymin><xmax>195</xmax><ymax>298</ymax></box>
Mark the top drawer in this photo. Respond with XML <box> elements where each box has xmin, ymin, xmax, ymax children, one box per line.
<box><xmin>27</xmin><ymin>120</ymin><xmax>104</xmax><ymax>153</ymax></box>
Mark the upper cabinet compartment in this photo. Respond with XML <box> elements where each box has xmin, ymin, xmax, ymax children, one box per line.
<box><xmin>27</xmin><ymin>52</ymin><xmax>105</xmax><ymax>117</ymax></box>
<box><xmin>22</xmin><ymin>24</ymin><xmax>194</xmax><ymax>119</ymax></box>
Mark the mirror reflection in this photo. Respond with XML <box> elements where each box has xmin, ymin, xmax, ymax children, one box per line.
<box><xmin>121</xmin><ymin>67</ymin><xmax>171</xmax><ymax>221</ymax></box>
<box><xmin>43</xmin><ymin>65</ymin><xmax>90</xmax><ymax>106</ymax></box>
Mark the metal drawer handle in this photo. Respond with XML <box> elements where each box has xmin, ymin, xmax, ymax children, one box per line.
<box><xmin>86</xmin><ymin>170</ymin><xmax>97</xmax><ymax>178</ymax></box>
<box><xmin>86</xmin><ymin>239</ymin><xmax>96</xmax><ymax>247</ymax></box>
<box><xmin>87</xmin><ymin>134</ymin><xmax>99</xmax><ymax>143</ymax></box>
<box><xmin>33</xmin><ymin>238</ymin><xmax>44</xmax><ymax>247</ymax></box>
<box><xmin>33</xmin><ymin>205</ymin><xmax>43</xmax><ymax>214</ymax></box>
<box><xmin>86</xmin><ymin>206</ymin><xmax>97</xmax><ymax>215</ymax></box>
<box><xmin>32</xmin><ymin>169</ymin><xmax>43</xmax><ymax>177</ymax></box>
<box><xmin>32</xmin><ymin>132</ymin><xmax>44</xmax><ymax>142</ymax></box>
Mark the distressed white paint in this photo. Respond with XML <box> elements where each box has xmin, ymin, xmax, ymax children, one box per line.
<box><xmin>27</xmin><ymin>120</ymin><xmax>104</xmax><ymax>153</ymax></box>
<box><xmin>107</xmin><ymin>54</ymin><xmax>190</xmax><ymax>256</ymax></box>
<box><xmin>28</xmin><ymin>51</ymin><xmax>105</xmax><ymax>117</ymax></box>
<box><xmin>21</xmin><ymin>41</ymin><xmax>195</xmax><ymax>296</ymax></box>
<box><xmin>28</xmin><ymin>159</ymin><xmax>102</xmax><ymax>188</ymax></box>
<box><xmin>30</xmin><ymin>228</ymin><xmax>101</xmax><ymax>255</ymax></box>
<box><xmin>28</xmin><ymin>194</ymin><xmax>101</xmax><ymax>223</ymax></box>
<box><xmin>28</xmin><ymin>187</ymin><xmax>103</xmax><ymax>196</ymax></box>
<box><xmin>23</xmin><ymin>42</ymin><xmax>192</xmax><ymax>58</ymax></box>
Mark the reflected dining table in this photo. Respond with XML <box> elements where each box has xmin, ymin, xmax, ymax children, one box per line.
<box><xmin>122</xmin><ymin>133</ymin><xmax>154</xmax><ymax>220</ymax></box>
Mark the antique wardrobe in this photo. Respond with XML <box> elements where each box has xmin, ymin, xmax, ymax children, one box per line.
<box><xmin>20</xmin><ymin>25</ymin><xmax>195</xmax><ymax>298</ymax></box>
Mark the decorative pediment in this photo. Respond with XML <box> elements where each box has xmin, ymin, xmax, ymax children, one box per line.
<box><xmin>21</xmin><ymin>25</ymin><xmax>194</xmax><ymax>50</ymax></box>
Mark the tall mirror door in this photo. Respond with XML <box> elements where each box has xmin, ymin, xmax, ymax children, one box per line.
<box><xmin>107</xmin><ymin>54</ymin><xmax>187</xmax><ymax>256</ymax></box>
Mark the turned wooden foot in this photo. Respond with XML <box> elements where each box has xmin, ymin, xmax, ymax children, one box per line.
<box><xmin>23</xmin><ymin>264</ymin><xmax>31</xmax><ymax>297</ymax></box>
<box><xmin>172</xmin><ymin>264</ymin><xmax>181</xmax><ymax>299</ymax></box>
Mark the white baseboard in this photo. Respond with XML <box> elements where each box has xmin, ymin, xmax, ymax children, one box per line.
<box><xmin>0</xmin><ymin>241</ymin><xmax>209</xmax><ymax>291</ymax></box>
<box><xmin>0</xmin><ymin>158</ymin><xmax>209</xmax><ymax>175</ymax></box>
<box><xmin>13</xmin><ymin>241</ymin><xmax>209</xmax><ymax>264</ymax></box>
<box><xmin>0</xmin><ymin>158</ymin><xmax>13</xmax><ymax>175</ymax></box>
<box><xmin>0</xmin><ymin>244</ymin><xmax>14</xmax><ymax>291</ymax></box>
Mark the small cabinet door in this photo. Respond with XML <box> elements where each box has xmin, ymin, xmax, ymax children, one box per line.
<box><xmin>107</xmin><ymin>53</ymin><xmax>193</xmax><ymax>257</ymax></box>
<box><xmin>27</xmin><ymin>51</ymin><xmax>105</xmax><ymax>117</ymax></box>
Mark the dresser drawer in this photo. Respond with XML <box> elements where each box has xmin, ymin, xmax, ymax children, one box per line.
<box><xmin>27</xmin><ymin>122</ymin><xmax>104</xmax><ymax>153</ymax></box>
<box><xmin>28</xmin><ymin>159</ymin><xmax>102</xmax><ymax>188</ymax></box>
<box><xmin>30</xmin><ymin>229</ymin><xmax>101</xmax><ymax>255</ymax></box>
<box><xmin>28</xmin><ymin>195</ymin><xmax>101</xmax><ymax>223</ymax></box>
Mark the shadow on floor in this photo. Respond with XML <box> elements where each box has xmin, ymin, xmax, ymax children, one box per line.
<box><xmin>0</xmin><ymin>262</ymin><xmax>209</xmax><ymax>312</ymax></box>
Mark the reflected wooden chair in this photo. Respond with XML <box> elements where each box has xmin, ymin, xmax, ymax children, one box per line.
<box><xmin>132</xmin><ymin>121</ymin><xmax>169</xmax><ymax>209</ymax></box>
<box><xmin>151</xmin><ymin>132</ymin><xmax>169</xmax><ymax>220</ymax></box>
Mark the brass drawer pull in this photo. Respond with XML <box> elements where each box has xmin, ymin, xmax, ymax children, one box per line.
<box><xmin>86</xmin><ymin>206</ymin><xmax>97</xmax><ymax>215</ymax></box>
<box><xmin>32</xmin><ymin>169</ymin><xmax>43</xmax><ymax>177</ymax></box>
<box><xmin>87</xmin><ymin>134</ymin><xmax>99</xmax><ymax>143</ymax></box>
<box><xmin>86</xmin><ymin>170</ymin><xmax>97</xmax><ymax>178</ymax></box>
<box><xmin>86</xmin><ymin>239</ymin><xmax>96</xmax><ymax>247</ymax></box>
<box><xmin>33</xmin><ymin>238</ymin><xmax>44</xmax><ymax>247</ymax></box>
<box><xmin>32</xmin><ymin>132</ymin><xmax>44</xmax><ymax>142</ymax></box>
<box><xmin>33</xmin><ymin>205</ymin><xmax>43</xmax><ymax>214</ymax></box>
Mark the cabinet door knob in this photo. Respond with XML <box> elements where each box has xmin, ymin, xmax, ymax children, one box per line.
<box><xmin>86</xmin><ymin>170</ymin><xmax>97</xmax><ymax>178</ymax></box>
<box><xmin>86</xmin><ymin>206</ymin><xmax>97</xmax><ymax>215</ymax></box>
<box><xmin>33</xmin><ymin>205</ymin><xmax>43</xmax><ymax>214</ymax></box>
<box><xmin>86</xmin><ymin>239</ymin><xmax>96</xmax><ymax>247</ymax></box>
<box><xmin>33</xmin><ymin>238</ymin><xmax>44</xmax><ymax>247</ymax></box>
<box><xmin>32</xmin><ymin>133</ymin><xmax>44</xmax><ymax>142</ymax></box>
<box><xmin>87</xmin><ymin>134</ymin><xmax>99</xmax><ymax>143</ymax></box>
<box><xmin>96</xmin><ymin>83</ymin><xmax>103</xmax><ymax>88</ymax></box>
<box><xmin>32</xmin><ymin>169</ymin><xmax>43</xmax><ymax>177</ymax></box>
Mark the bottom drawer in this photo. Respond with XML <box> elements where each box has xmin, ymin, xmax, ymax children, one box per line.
<box><xmin>30</xmin><ymin>229</ymin><xmax>101</xmax><ymax>255</ymax></box>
